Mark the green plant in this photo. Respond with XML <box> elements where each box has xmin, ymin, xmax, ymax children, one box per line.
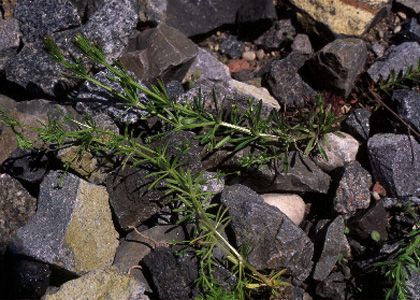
<box><xmin>375</xmin><ymin>228</ymin><xmax>420</xmax><ymax>300</ymax></box>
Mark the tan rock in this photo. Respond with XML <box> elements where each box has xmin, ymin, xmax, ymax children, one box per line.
<box><xmin>261</xmin><ymin>193</ymin><xmax>306</xmax><ymax>225</ymax></box>
<box><xmin>42</xmin><ymin>267</ymin><xmax>148</xmax><ymax>300</ymax></box>
<box><xmin>290</xmin><ymin>0</ymin><xmax>391</xmax><ymax>36</ymax></box>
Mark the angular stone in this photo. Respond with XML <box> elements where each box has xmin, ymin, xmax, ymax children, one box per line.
<box><xmin>0</xmin><ymin>173</ymin><xmax>36</xmax><ymax>254</ymax></box>
<box><xmin>368</xmin><ymin>42</ymin><xmax>420</xmax><ymax>83</ymax></box>
<box><xmin>255</xmin><ymin>19</ymin><xmax>296</xmax><ymax>50</ymax></box>
<box><xmin>395</xmin><ymin>0</ymin><xmax>420</xmax><ymax>14</ymax></box>
<box><xmin>201</xmin><ymin>171</ymin><xmax>225</xmax><ymax>194</ymax></box>
<box><xmin>9</xmin><ymin>171</ymin><xmax>119</xmax><ymax>274</ymax></box>
<box><xmin>220</xmin><ymin>35</ymin><xmax>244</xmax><ymax>59</ymax></box>
<box><xmin>304</xmin><ymin>38</ymin><xmax>367</xmax><ymax>96</ymax></box>
<box><xmin>333</xmin><ymin>161</ymin><xmax>372</xmax><ymax>218</ymax></box>
<box><xmin>313</xmin><ymin>216</ymin><xmax>348</xmax><ymax>281</ymax></box>
<box><xmin>350</xmin><ymin>200</ymin><xmax>388</xmax><ymax>241</ymax></box>
<box><xmin>262</xmin><ymin>193</ymin><xmax>306</xmax><ymax>226</ymax></box>
<box><xmin>142</xmin><ymin>247</ymin><xmax>198</xmax><ymax>300</ymax></box>
<box><xmin>221</xmin><ymin>185</ymin><xmax>314</xmax><ymax>282</ymax></box>
<box><xmin>342</xmin><ymin>108</ymin><xmax>371</xmax><ymax>142</ymax></box>
<box><xmin>42</xmin><ymin>267</ymin><xmax>148</xmax><ymax>300</ymax></box>
<box><xmin>391</xmin><ymin>89</ymin><xmax>420</xmax><ymax>133</ymax></box>
<box><xmin>264</xmin><ymin>52</ymin><xmax>316</xmax><ymax>108</ymax></box>
<box><xmin>0</xmin><ymin>18</ymin><xmax>21</xmax><ymax>71</ymax></box>
<box><xmin>291</xmin><ymin>33</ymin><xmax>313</xmax><ymax>55</ymax></box>
<box><xmin>289</xmin><ymin>0</ymin><xmax>390</xmax><ymax>36</ymax></box>
<box><xmin>315</xmin><ymin>271</ymin><xmax>347</xmax><ymax>299</ymax></box>
<box><xmin>237</xmin><ymin>152</ymin><xmax>331</xmax><ymax>194</ymax></box>
<box><xmin>368</xmin><ymin>134</ymin><xmax>420</xmax><ymax>197</ymax></box>
<box><xmin>397</xmin><ymin>18</ymin><xmax>420</xmax><ymax>44</ymax></box>
<box><xmin>120</xmin><ymin>23</ymin><xmax>198</xmax><ymax>83</ymax></box>
<box><xmin>14</xmin><ymin>0</ymin><xmax>80</xmax><ymax>43</ymax></box>
<box><xmin>69</xmin><ymin>0</ymin><xmax>104</xmax><ymax>19</ymax></box>
<box><xmin>183</xmin><ymin>47</ymin><xmax>231</xmax><ymax>83</ymax></box>
<box><xmin>314</xmin><ymin>131</ymin><xmax>360</xmax><ymax>172</ymax></box>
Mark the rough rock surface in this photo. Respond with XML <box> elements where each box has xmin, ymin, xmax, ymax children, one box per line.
<box><xmin>368</xmin><ymin>42</ymin><xmax>420</xmax><ymax>83</ymax></box>
<box><xmin>368</xmin><ymin>134</ymin><xmax>420</xmax><ymax>197</ymax></box>
<box><xmin>221</xmin><ymin>185</ymin><xmax>314</xmax><ymax>282</ymax></box>
<box><xmin>291</xmin><ymin>33</ymin><xmax>313</xmax><ymax>55</ymax></box>
<box><xmin>142</xmin><ymin>247</ymin><xmax>198</xmax><ymax>300</ymax></box>
<box><xmin>350</xmin><ymin>200</ymin><xmax>388</xmax><ymax>241</ymax></box>
<box><xmin>395</xmin><ymin>0</ymin><xmax>420</xmax><ymax>14</ymax></box>
<box><xmin>304</xmin><ymin>38</ymin><xmax>367</xmax><ymax>96</ymax></box>
<box><xmin>14</xmin><ymin>0</ymin><xmax>81</xmax><ymax>43</ymax></box>
<box><xmin>236</xmin><ymin>0</ymin><xmax>276</xmax><ymax>25</ymax></box>
<box><xmin>42</xmin><ymin>267</ymin><xmax>147</xmax><ymax>300</ymax></box>
<box><xmin>9</xmin><ymin>171</ymin><xmax>118</xmax><ymax>274</ymax></box>
<box><xmin>314</xmin><ymin>131</ymin><xmax>360</xmax><ymax>172</ymax></box>
<box><xmin>0</xmin><ymin>18</ymin><xmax>21</xmax><ymax>71</ymax></box>
<box><xmin>315</xmin><ymin>271</ymin><xmax>347</xmax><ymax>299</ymax></box>
<box><xmin>255</xmin><ymin>19</ymin><xmax>296</xmax><ymax>50</ymax></box>
<box><xmin>391</xmin><ymin>89</ymin><xmax>420</xmax><ymax>133</ymax></box>
<box><xmin>0</xmin><ymin>173</ymin><xmax>36</xmax><ymax>254</ymax></box>
<box><xmin>313</xmin><ymin>216</ymin><xmax>348</xmax><ymax>281</ymax></box>
<box><xmin>237</xmin><ymin>152</ymin><xmax>331</xmax><ymax>194</ymax></box>
<box><xmin>289</xmin><ymin>0</ymin><xmax>390</xmax><ymax>36</ymax></box>
<box><xmin>120</xmin><ymin>24</ymin><xmax>198</xmax><ymax>83</ymax></box>
<box><xmin>342</xmin><ymin>108</ymin><xmax>371</xmax><ymax>142</ymax></box>
<box><xmin>220</xmin><ymin>35</ymin><xmax>244</xmax><ymax>59</ymax></box>
<box><xmin>264</xmin><ymin>52</ymin><xmax>316</xmax><ymax>108</ymax></box>
<box><xmin>333</xmin><ymin>161</ymin><xmax>372</xmax><ymax>218</ymax></box>
<box><xmin>262</xmin><ymin>193</ymin><xmax>306</xmax><ymax>225</ymax></box>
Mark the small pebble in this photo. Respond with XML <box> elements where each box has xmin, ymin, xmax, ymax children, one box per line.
<box><xmin>377</xmin><ymin>30</ymin><xmax>384</xmax><ymax>40</ymax></box>
<box><xmin>397</xmin><ymin>11</ymin><xmax>407</xmax><ymax>20</ymax></box>
<box><xmin>242</xmin><ymin>50</ymin><xmax>256</xmax><ymax>61</ymax></box>
<box><xmin>393</xmin><ymin>25</ymin><xmax>402</xmax><ymax>34</ymax></box>
<box><xmin>214</xmin><ymin>44</ymin><xmax>219</xmax><ymax>52</ymax></box>
<box><xmin>256</xmin><ymin>49</ymin><xmax>265</xmax><ymax>60</ymax></box>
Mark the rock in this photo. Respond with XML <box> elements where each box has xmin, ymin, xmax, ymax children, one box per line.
<box><xmin>313</xmin><ymin>216</ymin><xmax>348</xmax><ymax>281</ymax></box>
<box><xmin>264</xmin><ymin>52</ymin><xmax>316</xmax><ymax>108</ymax></box>
<box><xmin>315</xmin><ymin>271</ymin><xmax>347</xmax><ymax>300</ymax></box>
<box><xmin>304</xmin><ymin>38</ymin><xmax>367</xmax><ymax>96</ymax></box>
<box><xmin>202</xmin><ymin>171</ymin><xmax>225</xmax><ymax>194</ymax></box>
<box><xmin>391</xmin><ymin>89</ymin><xmax>420</xmax><ymax>133</ymax></box>
<box><xmin>372</xmin><ymin>43</ymin><xmax>386</xmax><ymax>58</ymax></box>
<box><xmin>142</xmin><ymin>247</ymin><xmax>198</xmax><ymax>300</ymax></box>
<box><xmin>395</xmin><ymin>0</ymin><xmax>420</xmax><ymax>14</ymax></box>
<box><xmin>255</xmin><ymin>19</ymin><xmax>296</xmax><ymax>50</ymax></box>
<box><xmin>291</xmin><ymin>34</ymin><xmax>313</xmax><ymax>55</ymax></box>
<box><xmin>42</xmin><ymin>267</ymin><xmax>147</xmax><ymax>300</ymax></box>
<box><xmin>261</xmin><ymin>193</ymin><xmax>306</xmax><ymax>225</ymax></box>
<box><xmin>9</xmin><ymin>171</ymin><xmax>119</xmax><ymax>274</ymax></box>
<box><xmin>120</xmin><ymin>24</ymin><xmax>198</xmax><ymax>83</ymax></box>
<box><xmin>221</xmin><ymin>185</ymin><xmax>313</xmax><ymax>282</ymax></box>
<box><xmin>0</xmin><ymin>173</ymin><xmax>36</xmax><ymax>254</ymax></box>
<box><xmin>406</xmin><ymin>269</ymin><xmax>420</xmax><ymax>300</ymax></box>
<box><xmin>183</xmin><ymin>48</ymin><xmax>230</xmax><ymax>83</ymax></box>
<box><xmin>256</xmin><ymin>49</ymin><xmax>265</xmax><ymax>60</ymax></box>
<box><xmin>289</xmin><ymin>0</ymin><xmax>390</xmax><ymax>36</ymax></box>
<box><xmin>368</xmin><ymin>134</ymin><xmax>420</xmax><ymax>197</ymax></box>
<box><xmin>0</xmin><ymin>0</ymin><xmax>16</xmax><ymax>18</ymax></box>
<box><xmin>399</xmin><ymin>18</ymin><xmax>420</xmax><ymax>43</ymax></box>
<box><xmin>368</xmin><ymin>42</ymin><xmax>420</xmax><ymax>83</ymax></box>
<box><xmin>236</xmin><ymin>0</ymin><xmax>277</xmax><ymax>25</ymax></box>
<box><xmin>333</xmin><ymin>161</ymin><xmax>372</xmax><ymax>218</ymax></box>
<box><xmin>227</xmin><ymin>58</ymin><xmax>251</xmax><ymax>74</ymax></box>
<box><xmin>14</xmin><ymin>0</ymin><xmax>80</xmax><ymax>43</ymax></box>
<box><xmin>0</xmin><ymin>18</ymin><xmax>21</xmax><ymax>71</ymax></box>
<box><xmin>350</xmin><ymin>200</ymin><xmax>388</xmax><ymax>241</ymax></box>
<box><xmin>220</xmin><ymin>35</ymin><xmax>244</xmax><ymax>59</ymax></box>
<box><xmin>236</xmin><ymin>152</ymin><xmax>331</xmax><ymax>194</ymax></box>
<box><xmin>242</xmin><ymin>50</ymin><xmax>256</xmax><ymax>61</ymax></box>
<box><xmin>342</xmin><ymin>108</ymin><xmax>371</xmax><ymax>142</ymax></box>
<box><xmin>75</xmin><ymin>69</ymin><xmax>148</xmax><ymax>124</ymax></box>
<box><xmin>314</xmin><ymin>131</ymin><xmax>360</xmax><ymax>172</ymax></box>
<box><xmin>69</xmin><ymin>0</ymin><xmax>104</xmax><ymax>20</ymax></box>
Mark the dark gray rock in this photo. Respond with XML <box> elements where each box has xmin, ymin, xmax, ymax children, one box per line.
<box><xmin>236</xmin><ymin>0</ymin><xmax>277</xmax><ymax>25</ymax></box>
<box><xmin>313</xmin><ymin>216</ymin><xmax>348</xmax><ymax>281</ymax></box>
<box><xmin>406</xmin><ymin>269</ymin><xmax>420</xmax><ymax>300</ymax></box>
<box><xmin>304</xmin><ymin>38</ymin><xmax>367</xmax><ymax>96</ymax></box>
<box><xmin>236</xmin><ymin>152</ymin><xmax>331</xmax><ymax>194</ymax></box>
<box><xmin>14</xmin><ymin>0</ymin><xmax>80</xmax><ymax>43</ymax></box>
<box><xmin>397</xmin><ymin>18</ymin><xmax>420</xmax><ymax>43</ymax></box>
<box><xmin>395</xmin><ymin>0</ymin><xmax>420</xmax><ymax>14</ymax></box>
<box><xmin>264</xmin><ymin>52</ymin><xmax>316</xmax><ymax>108</ymax></box>
<box><xmin>75</xmin><ymin>69</ymin><xmax>148</xmax><ymax>124</ymax></box>
<box><xmin>255</xmin><ymin>19</ymin><xmax>296</xmax><ymax>50</ymax></box>
<box><xmin>220</xmin><ymin>35</ymin><xmax>244</xmax><ymax>59</ymax></box>
<box><xmin>350</xmin><ymin>200</ymin><xmax>388</xmax><ymax>241</ymax></box>
<box><xmin>69</xmin><ymin>0</ymin><xmax>104</xmax><ymax>19</ymax></box>
<box><xmin>291</xmin><ymin>34</ymin><xmax>313</xmax><ymax>55</ymax></box>
<box><xmin>221</xmin><ymin>184</ymin><xmax>314</xmax><ymax>282</ymax></box>
<box><xmin>333</xmin><ymin>161</ymin><xmax>372</xmax><ymax>218</ymax></box>
<box><xmin>368</xmin><ymin>42</ymin><xmax>420</xmax><ymax>83</ymax></box>
<box><xmin>368</xmin><ymin>134</ymin><xmax>420</xmax><ymax>197</ymax></box>
<box><xmin>342</xmin><ymin>108</ymin><xmax>371</xmax><ymax>142</ymax></box>
<box><xmin>315</xmin><ymin>271</ymin><xmax>347</xmax><ymax>300</ymax></box>
<box><xmin>120</xmin><ymin>23</ymin><xmax>197</xmax><ymax>83</ymax></box>
<box><xmin>142</xmin><ymin>247</ymin><xmax>198</xmax><ymax>300</ymax></box>
<box><xmin>0</xmin><ymin>173</ymin><xmax>36</xmax><ymax>254</ymax></box>
<box><xmin>0</xmin><ymin>18</ymin><xmax>21</xmax><ymax>71</ymax></box>
<box><xmin>392</xmin><ymin>89</ymin><xmax>420</xmax><ymax>133</ymax></box>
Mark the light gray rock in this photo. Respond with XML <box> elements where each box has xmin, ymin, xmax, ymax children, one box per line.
<box><xmin>368</xmin><ymin>134</ymin><xmax>420</xmax><ymax>197</ymax></box>
<box><xmin>368</xmin><ymin>42</ymin><xmax>420</xmax><ymax>83</ymax></box>
<box><xmin>0</xmin><ymin>18</ymin><xmax>21</xmax><ymax>71</ymax></box>
<box><xmin>9</xmin><ymin>171</ymin><xmax>119</xmax><ymax>274</ymax></box>
<box><xmin>221</xmin><ymin>185</ymin><xmax>314</xmax><ymax>282</ymax></box>
<box><xmin>392</xmin><ymin>89</ymin><xmax>420</xmax><ymax>133</ymax></box>
<box><xmin>291</xmin><ymin>34</ymin><xmax>313</xmax><ymax>55</ymax></box>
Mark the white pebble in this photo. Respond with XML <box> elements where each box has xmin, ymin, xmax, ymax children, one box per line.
<box><xmin>262</xmin><ymin>193</ymin><xmax>306</xmax><ymax>225</ymax></box>
<box><xmin>242</xmin><ymin>50</ymin><xmax>256</xmax><ymax>61</ymax></box>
